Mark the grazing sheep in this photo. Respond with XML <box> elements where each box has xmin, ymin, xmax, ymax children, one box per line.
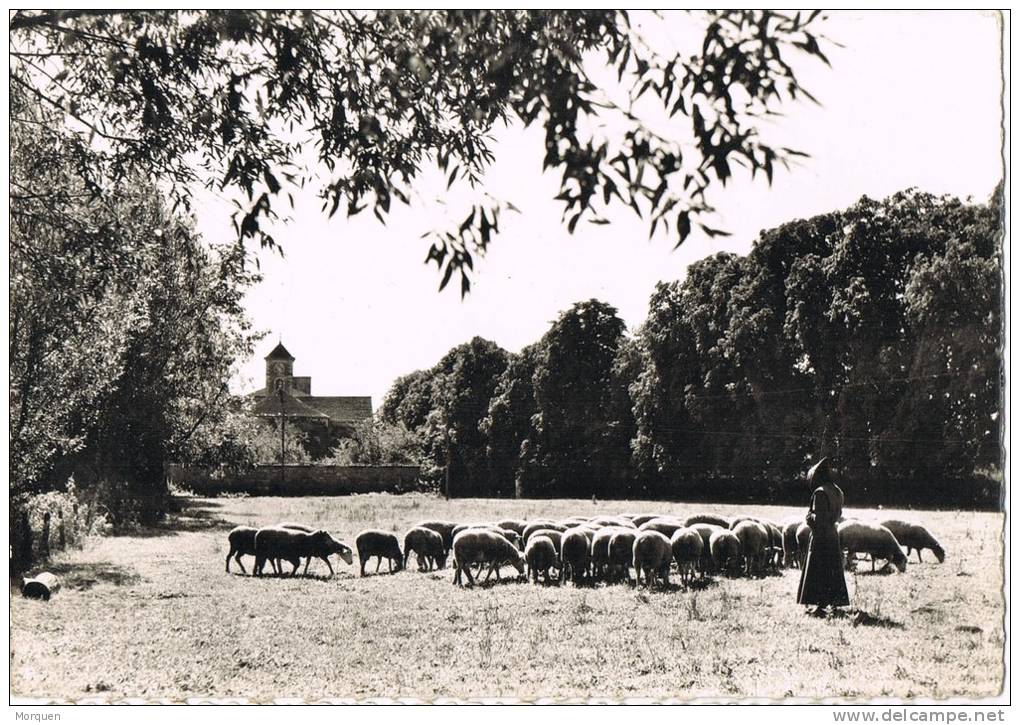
<box><xmin>356</xmin><ymin>530</ymin><xmax>404</xmax><ymax>576</ymax></box>
<box><xmin>690</xmin><ymin>523</ymin><xmax>725</xmax><ymax>574</ymax></box>
<box><xmin>496</xmin><ymin>519</ymin><xmax>528</xmax><ymax>536</ymax></box>
<box><xmin>709</xmin><ymin>529</ymin><xmax>742</xmax><ymax>575</ymax></box>
<box><xmin>608</xmin><ymin>530</ymin><xmax>638</xmax><ymax>582</ymax></box>
<box><xmin>638</xmin><ymin>517</ymin><xmax>687</xmax><ymax>539</ymax></box>
<box><xmin>670</xmin><ymin>528</ymin><xmax>704</xmax><ymax>586</ymax></box>
<box><xmin>838</xmin><ymin>521</ymin><xmax>908</xmax><ymax>573</ymax></box>
<box><xmin>415</xmin><ymin>520</ymin><xmax>458</xmax><ymax>553</ymax></box>
<box><xmin>591</xmin><ymin>527</ymin><xmax>630</xmax><ymax>580</ymax></box>
<box><xmin>451</xmin><ymin>522</ymin><xmax>494</xmax><ymax>539</ymax></box>
<box><xmin>276</xmin><ymin>522</ymin><xmax>354</xmax><ymax>575</ymax></box>
<box><xmin>226</xmin><ymin>526</ymin><xmax>265</xmax><ymax>575</ymax></box>
<box><xmin>560</xmin><ymin>529</ymin><xmax>593</xmax><ymax>586</ymax></box>
<box><xmin>526</xmin><ymin>529</ymin><xmax>564</xmax><ymax>555</ymax></box>
<box><xmin>762</xmin><ymin>520</ymin><xmax>784</xmax><ymax>570</ymax></box>
<box><xmin>796</xmin><ymin>521</ymin><xmax>812</xmax><ymax>569</ymax></box>
<box><xmin>628</xmin><ymin>513</ymin><xmax>667</xmax><ymax>528</ymax></box>
<box><xmin>782</xmin><ymin>519</ymin><xmax>804</xmax><ymax>569</ymax></box>
<box><xmin>633</xmin><ymin>531</ymin><xmax>673</xmax><ymax>587</ymax></box>
<box><xmin>523</xmin><ymin>521</ymin><xmax>567</xmax><ymax>545</ymax></box>
<box><xmin>254</xmin><ymin>527</ymin><xmax>351</xmax><ymax>577</ymax></box>
<box><xmin>403</xmin><ymin>527</ymin><xmax>448</xmax><ymax>571</ymax></box>
<box><xmin>452</xmin><ymin>530</ymin><xmax>525</xmax><ymax>587</ymax></box>
<box><xmin>684</xmin><ymin>513</ymin><xmax>732</xmax><ymax>529</ymax></box>
<box><xmin>525</xmin><ymin>535</ymin><xmax>558</xmax><ymax>584</ymax></box>
<box><xmin>732</xmin><ymin>520</ymin><xmax>770</xmax><ymax>576</ymax></box>
<box><xmin>879</xmin><ymin>519</ymin><xmax>945</xmax><ymax>563</ymax></box>
<box><xmin>587</xmin><ymin>515</ymin><xmax>636</xmax><ymax>529</ymax></box>
<box><xmin>452</xmin><ymin>524</ymin><xmax>522</xmax><ymax>552</ymax></box>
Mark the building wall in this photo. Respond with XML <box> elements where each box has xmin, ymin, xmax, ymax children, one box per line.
<box><xmin>167</xmin><ymin>464</ymin><xmax>422</xmax><ymax>496</ymax></box>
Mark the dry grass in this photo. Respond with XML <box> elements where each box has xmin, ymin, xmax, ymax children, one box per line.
<box><xmin>10</xmin><ymin>493</ymin><xmax>1005</xmax><ymax>701</ymax></box>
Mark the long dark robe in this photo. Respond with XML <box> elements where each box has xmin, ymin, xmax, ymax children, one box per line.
<box><xmin>796</xmin><ymin>482</ymin><xmax>849</xmax><ymax>607</ymax></box>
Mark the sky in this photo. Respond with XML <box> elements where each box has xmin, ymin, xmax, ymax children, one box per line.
<box><xmin>192</xmin><ymin>11</ymin><xmax>1004</xmax><ymax>407</ymax></box>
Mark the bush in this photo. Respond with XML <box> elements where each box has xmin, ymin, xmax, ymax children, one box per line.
<box><xmin>10</xmin><ymin>476</ymin><xmax>110</xmax><ymax>573</ymax></box>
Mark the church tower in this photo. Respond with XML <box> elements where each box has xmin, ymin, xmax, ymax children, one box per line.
<box><xmin>265</xmin><ymin>342</ymin><xmax>295</xmax><ymax>392</ymax></box>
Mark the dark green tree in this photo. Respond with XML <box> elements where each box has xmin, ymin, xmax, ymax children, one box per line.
<box><xmin>522</xmin><ymin>300</ymin><xmax>630</xmax><ymax>497</ymax></box>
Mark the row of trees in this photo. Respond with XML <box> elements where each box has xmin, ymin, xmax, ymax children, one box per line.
<box><xmin>382</xmin><ymin>189</ymin><xmax>1003</xmax><ymax>506</ymax></box>
<box><xmin>11</xmin><ymin>84</ymin><xmax>260</xmax><ymax>522</ymax></box>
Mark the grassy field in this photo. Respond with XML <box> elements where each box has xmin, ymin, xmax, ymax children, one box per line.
<box><xmin>10</xmin><ymin>493</ymin><xmax>1005</xmax><ymax>701</ymax></box>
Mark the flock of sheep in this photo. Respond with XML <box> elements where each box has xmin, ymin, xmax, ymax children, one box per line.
<box><xmin>225</xmin><ymin>511</ymin><xmax>946</xmax><ymax>588</ymax></box>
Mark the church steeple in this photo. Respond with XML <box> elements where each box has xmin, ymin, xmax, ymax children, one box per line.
<box><xmin>265</xmin><ymin>341</ymin><xmax>295</xmax><ymax>391</ymax></box>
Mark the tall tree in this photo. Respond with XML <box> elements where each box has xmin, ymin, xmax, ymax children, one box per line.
<box><xmin>10</xmin><ymin>84</ymin><xmax>259</xmax><ymax>518</ymax></box>
<box><xmin>481</xmin><ymin>345</ymin><xmax>539</xmax><ymax>497</ymax></box>
<box><xmin>522</xmin><ymin>300</ymin><xmax>630</xmax><ymax>498</ymax></box>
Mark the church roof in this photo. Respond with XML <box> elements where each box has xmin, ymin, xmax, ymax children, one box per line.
<box><xmin>265</xmin><ymin>342</ymin><xmax>295</xmax><ymax>361</ymax></box>
<box><xmin>252</xmin><ymin>389</ymin><xmax>329</xmax><ymax>419</ymax></box>
<box><xmin>308</xmin><ymin>396</ymin><xmax>373</xmax><ymax>423</ymax></box>
<box><xmin>250</xmin><ymin>390</ymin><xmax>373</xmax><ymax>424</ymax></box>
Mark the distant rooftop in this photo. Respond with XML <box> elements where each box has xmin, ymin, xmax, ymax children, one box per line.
<box><xmin>265</xmin><ymin>342</ymin><xmax>295</xmax><ymax>361</ymax></box>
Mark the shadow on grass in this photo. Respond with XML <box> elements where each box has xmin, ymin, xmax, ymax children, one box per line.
<box><xmin>40</xmin><ymin>560</ymin><xmax>143</xmax><ymax>590</ymax></box>
<box><xmin>847</xmin><ymin>609</ymin><xmax>905</xmax><ymax>629</ymax></box>
<box><xmin>852</xmin><ymin>566</ymin><xmax>900</xmax><ymax>577</ymax></box>
<box><xmin>116</xmin><ymin>497</ymin><xmax>237</xmax><ymax>539</ymax></box>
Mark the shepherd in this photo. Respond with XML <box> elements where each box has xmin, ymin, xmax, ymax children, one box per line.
<box><xmin>796</xmin><ymin>457</ymin><xmax>850</xmax><ymax>616</ymax></box>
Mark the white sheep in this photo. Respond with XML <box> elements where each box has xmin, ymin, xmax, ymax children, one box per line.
<box><xmin>403</xmin><ymin>526</ymin><xmax>447</xmax><ymax>571</ymax></box>
<box><xmin>587</xmin><ymin>515</ymin><xmax>636</xmax><ymax>529</ymax></box>
<box><xmin>523</xmin><ymin>521</ymin><xmax>567</xmax><ymax>545</ymax></box>
<box><xmin>637</xmin><ymin>517</ymin><xmax>687</xmax><ymax>539</ymax></box>
<box><xmin>525</xmin><ymin>535</ymin><xmax>558</xmax><ymax>584</ymax></box>
<box><xmin>560</xmin><ymin>529</ymin><xmax>593</xmax><ymax>585</ymax></box>
<box><xmin>670</xmin><ymin>527</ymin><xmax>704</xmax><ymax>586</ymax></box>
<box><xmin>732</xmin><ymin>520</ymin><xmax>770</xmax><ymax>576</ymax></box>
<box><xmin>495</xmin><ymin>519</ymin><xmax>528</xmax><ymax>536</ymax></box>
<box><xmin>690</xmin><ymin>523</ymin><xmax>724</xmax><ymax>574</ymax></box>
<box><xmin>837</xmin><ymin>520</ymin><xmax>908</xmax><ymax>573</ymax></box>
<box><xmin>451</xmin><ymin>529</ymin><xmax>525</xmax><ymax>587</ymax></box>
<box><xmin>796</xmin><ymin>521</ymin><xmax>812</xmax><ymax>569</ymax></box>
<box><xmin>591</xmin><ymin>526</ymin><xmax>630</xmax><ymax>580</ymax></box>
<box><xmin>628</xmin><ymin>513</ymin><xmax>668</xmax><ymax>528</ymax></box>
<box><xmin>709</xmin><ymin>529</ymin><xmax>742</xmax><ymax>575</ymax></box>
<box><xmin>684</xmin><ymin>513</ymin><xmax>732</xmax><ymax>529</ymax></box>
<box><xmin>879</xmin><ymin>519</ymin><xmax>945</xmax><ymax>563</ymax></box>
<box><xmin>782</xmin><ymin>518</ymin><xmax>804</xmax><ymax>569</ymax></box>
<box><xmin>608</xmin><ymin>530</ymin><xmax>638</xmax><ymax>582</ymax></box>
<box><xmin>633</xmin><ymin>530</ymin><xmax>672</xmax><ymax>587</ymax></box>
<box><xmin>415</xmin><ymin>520</ymin><xmax>458</xmax><ymax>553</ymax></box>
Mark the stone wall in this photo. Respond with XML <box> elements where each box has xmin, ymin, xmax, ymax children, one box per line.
<box><xmin>166</xmin><ymin>464</ymin><xmax>422</xmax><ymax>496</ymax></box>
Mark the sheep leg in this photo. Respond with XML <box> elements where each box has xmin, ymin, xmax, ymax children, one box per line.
<box><xmin>463</xmin><ymin>563</ymin><xmax>476</xmax><ymax>587</ymax></box>
<box><xmin>375</xmin><ymin>557</ymin><xmax>382</xmax><ymax>573</ymax></box>
<box><xmin>917</xmin><ymin>549</ymin><xmax>923</xmax><ymax>564</ymax></box>
<box><xmin>303</xmin><ymin>558</ymin><xmax>311</xmax><ymax>576</ymax></box>
<box><xmin>225</xmin><ymin>548</ymin><xmax>234</xmax><ymax>573</ymax></box>
<box><xmin>291</xmin><ymin>559</ymin><xmax>300</xmax><ymax>576</ymax></box>
<box><xmin>323</xmin><ymin>557</ymin><xmax>334</xmax><ymax>577</ymax></box>
<box><xmin>235</xmin><ymin>553</ymin><xmax>247</xmax><ymax>575</ymax></box>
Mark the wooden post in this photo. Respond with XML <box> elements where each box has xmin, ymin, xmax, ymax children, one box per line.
<box><xmin>40</xmin><ymin>512</ymin><xmax>51</xmax><ymax>561</ymax></box>
<box><xmin>444</xmin><ymin>428</ymin><xmax>451</xmax><ymax>501</ymax></box>
<box><xmin>17</xmin><ymin>511</ymin><xmax>32</xmax><ymax>572</ymax></box>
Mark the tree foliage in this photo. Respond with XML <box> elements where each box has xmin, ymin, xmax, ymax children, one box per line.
<box><xmin>10</xmin><ymin>82</ymin><xmax>260</xmax><ymax>520</ymax></box>
<box><xmin>382</xmin><ymin>189</ymin><xmax>1003</xmax><ymax>506</ymax></box>
<box><xmin>10</xmin><ymin>9</ymin><xmax>833</xmax><ymax>294</ymax></box>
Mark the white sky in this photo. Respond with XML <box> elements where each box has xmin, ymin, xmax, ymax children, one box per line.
<box><xmin>193</xmin><ymin>11</ymin><xmax>1004</xmax><ymax>407</ymax></box>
